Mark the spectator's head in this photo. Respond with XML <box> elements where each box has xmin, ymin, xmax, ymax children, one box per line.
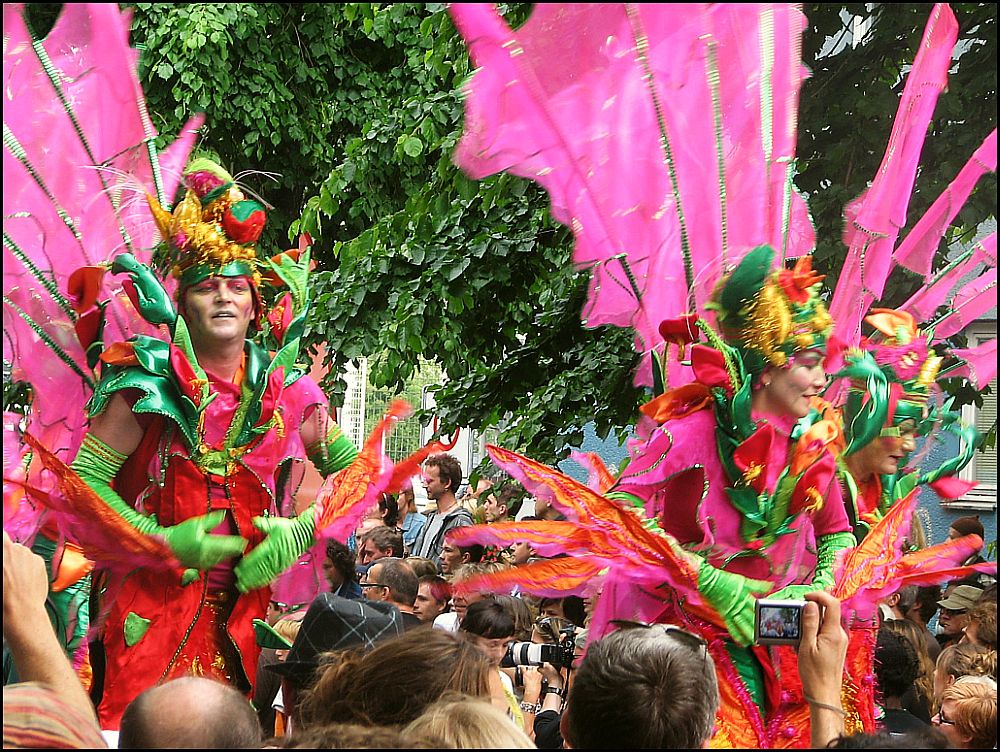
<box><xmin>267</xmin><ymin>593</ymin><xmax>404</xmax><ymax>692</ymax></box>
<box><xmin>271</xmin><ymin>722</ymin><xmax>442</xmax><ymax>749</ymax></box>
<box><xmin>827</xmin><ymin>728</ymin><xmax>948</xmax><ymax>748</ymax></box>
<box><xmin>933</xmin><ymin>680</ymin><xmax>997</xmax><ymax>749</ymax></box>
<box><xmin>323</xmin><ymin>539</ymin><xmax>357</xmax><ymax>590</ymax></box>
<box><xmin>366</xmin><ymin>493</ymin><xmax>399</xmax><ymax>528</ymax></box>
<box><xmin>889</xmin><ymin>584</ymin><xmax>919</xmax><ymax>620</ymax></box>
<box><xmin>494</xmin><ymin>594</ymin><xmax>535</xmax><ymax>641</ymax></box>
<box><xmin>449</xmin><ymin>563</ymin><xmax>495</xmax><ymax>622</ymax></box>
<box><xmin>3</xmin><ymin>682</ymin><xmax>109</xmax><ymax>749</ymax></box>
<box><xmin>510</xmin><ymin>516</ymin><xmax>539</xmax><ymax>565</ymax></box>
<box><xmin>933</xmin><ymin>642</ymin><xmax>997</xmax><ymax>705</ymax></box>
<box><xmin>948</xmin><ymin>516</ymin><xmax>985</xmax><ymax>541</ymax></box>
<box><xmin>357</xmin><ymin>526</ymin><xmax>404</xmax><ymax>566</ymax></box>
<box><xmin>405</xmin><ymin>557</ymin><xmax>439</xmax><ymax>579</ymax></box>
<box><xmin>937</xmin><ymin>585</ymin><xmax>983</xmax><ymax>642</ymax></box>
<box><xmin>538</xmin><ymin>596</ymin><xmax>587</xmax><ymax>628</ymax></box>
<box><xmin>298</xmin><ymin>628</ymin><xmax>491</xmax><ymax>728</ymax></box>
<box><xmin>963</xmin><ymin>600</ymin><xmax>997</xmax><ymax>649</ymax></box>
<box><xmin>440</xmin><ymin>533</ymin><xmax>484</xmax><ymax>576</ymax></box>
<box><xmin>909</xmin><ymin>585</ymin><xmax>942</xmax><ymax>626</ymax></box>
<box><xmin>482</xmin><ymin>484</ymin><xmax>523</xmax><ymax>523</ymax></box>
<box><xmin>876</xmin><ymin>626</ymin><xmax>920</xmax><ymax>700</ymax></box>
<box><xmin>119</xmin><ymin>676</ymin><xmax>262</xmax><ymax>749</ymax></box>
<box><xmin>403</xmin><ymin>693</ymin><xmax>535</xmax><ymax>749</ymax></box>
<box><xmin>415</xmin><ymin>575</ymin><xmax>451</xmax><ymax>623</ymax></box>
<box><xmin>398</xmin><ymin>482</ymin><xmax>416</xmax><ymax>512</ymax></box>
<box><xmin>563</xmin><ymin>623</ymin><xmax>718</xmax><ymax>749</ymax></box>
<box><xmin>364</xmin><ymin>558</ymin><xmax>418</xmax><ymax>610</ymax></box>
<box><xmin>460</xmin><ymin>599</ymin><xmax>516</xmax><ymax>667</ymax></box>
<box><xmin>422</xmin><ymin>454</ymin><xmax>463</xmax><ymax>502</ymax></box>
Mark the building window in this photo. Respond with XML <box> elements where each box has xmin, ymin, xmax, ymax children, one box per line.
<box><xmin>957</xmin><ymin>322</ymin><xmax>997</xmax><ymax>511</ymax></box>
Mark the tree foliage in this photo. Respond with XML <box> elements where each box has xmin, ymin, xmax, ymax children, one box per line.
<box><xmin>14</xmin><ymin>4</ymin><xmax>994</xmax><ymax>466</ymax></box>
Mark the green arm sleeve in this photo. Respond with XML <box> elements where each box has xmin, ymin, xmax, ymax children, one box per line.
<box><xmin>306</xmin><ymin>423</ymin><xmax>358</xmax><ymax>477</ymax></box>
<box><xmin>70</xmin><ymin>434</ymin><xmax>163</xmax><ymax>536</ymax></box>
<box><xmin>811</xmin><ymin>531</ymin><xmax>855</xmax><ymax>590</ymax></box>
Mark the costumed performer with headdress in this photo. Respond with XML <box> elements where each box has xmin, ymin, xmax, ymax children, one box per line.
<box><xmin>440</xmin><ymin>2</ymin><xmax>995</xmax><ymax>748</ymax></box>
<box><xmin>832</xmin><ymin>310</ymin><xmax>982</xmax><ymax>542</ymax></box>
<box><xmin>68</xmin><ymin>159</ymin><xmax>357</xmax><ymax>728</ymax></box>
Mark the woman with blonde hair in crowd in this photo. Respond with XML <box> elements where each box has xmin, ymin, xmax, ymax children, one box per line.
<box><xmin>885</xmin><ymin>617</ymin><xmax>935</xmax><ymax>722</ymax></box>
<box><xmin>931</xmin><ymin>680</ymin><xmax>997</xmax><ymax>749</ymax></box>
<box><xmin>933</xmin><ymin>642</ymin><xmax>997</xmax><ymax>708</ymax></box>
<box><xmin>404</xmin><ymin>692</ymin><xmax>536</xmax><ymax>749</ymax></box>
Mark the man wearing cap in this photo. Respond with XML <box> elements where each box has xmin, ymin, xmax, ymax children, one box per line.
<box><xmin>67</xmin><ymin>160</ymin><xmax>358</xmax><ymax>728</ymax></box>
<box><xmin>936</xmin><ymin>584</ymin><xmax>984</xmax><ymax>650</ymax></box>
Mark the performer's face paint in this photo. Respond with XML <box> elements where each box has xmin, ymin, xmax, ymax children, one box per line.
<box><xmin>182</xmin><ymin>275</ymin><xmax>256</xmax><ymax>347</ymax></box>
<box><xmin>757</xmin><ymin>349</ymin><xmax>827</xmax><ymax>419</ymax></box>
<box><xmin>853</xmin><ymin>418</ymin><xmax>918</xmax><ymax>478</ymax></box>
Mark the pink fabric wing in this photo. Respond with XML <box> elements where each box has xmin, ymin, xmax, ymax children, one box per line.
<box><xmin>894</xmin><ymin>129</ymin><xmax>997</xmax><ymax>278</ymax></box>
<box><xmin>4</xmin><ymin>3</ymin><xmax>200</xmax><ymax>472</ymax></box>
<box><xmin>450</xmin><ymin>4</ymin><xmax>811</xmax><ymax>387</ymax></box>
<box><xmin>829</xmin><ymin>3</ymin><xmax>958</xmax><ymax>347</ymax></box>
<box><xmin>946</xmin><ymin>338</ymin><xmax>997</xmax><ymax>390</ymax></box>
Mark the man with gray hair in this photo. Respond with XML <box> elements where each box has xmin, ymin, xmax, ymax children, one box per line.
<box><xmin>561</xmin><ymin>623</ymin><xmax>719</xmax><ymax>748</ymax></box>
<box><xmin>362</xmin><ymin>558</ymin><xmax>423</xmax><ymax>630</ymax></box>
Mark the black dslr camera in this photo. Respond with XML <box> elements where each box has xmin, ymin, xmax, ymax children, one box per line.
<box><xmin>502</xmin><ymin>620</ymin><xmax>578</xmax><ymax>670</ymax></box>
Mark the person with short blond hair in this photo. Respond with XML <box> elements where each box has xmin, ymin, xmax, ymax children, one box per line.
<box><xmin>932</xmin><ymin>680</ymin><xmax>996</xmax><ymax>749</ymax></box>
<box><xmin>404</xmin><ymin>693</ymin><xmax>535</xmax><ymax>749</ymax></box>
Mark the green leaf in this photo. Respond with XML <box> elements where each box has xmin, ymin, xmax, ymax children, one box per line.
<box><xmin>402</xmin><ymin>136</ymin><xmax>424</xmax><ymax>157</ymax></box>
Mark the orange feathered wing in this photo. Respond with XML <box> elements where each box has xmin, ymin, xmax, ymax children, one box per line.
<box><xmin>21</xmin><ymin>433</ymin><xmax>175</xmax><ymax>569</ymax></box>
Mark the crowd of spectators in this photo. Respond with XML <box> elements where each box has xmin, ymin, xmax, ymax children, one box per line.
<box><xmin>3</xmin><ymin>468</ymin><xmax>997</xmax><ymax>749</ymax></box>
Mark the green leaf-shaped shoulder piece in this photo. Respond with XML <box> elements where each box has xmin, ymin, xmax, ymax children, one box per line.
<box><xmin>111</xmin><ymin>253</ymin><xmax>177</xmax><ymax>328</ymax></box>
<box><xmin>88</xmin><ymin>337</ymin><xmax>201</xmax><ymax>449</ymax></box>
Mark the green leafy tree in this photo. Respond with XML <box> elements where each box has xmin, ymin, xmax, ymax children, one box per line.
<box><xmin>9</xmin><ymin>4</ymin><xmax>995</xmax><ymax>466</ymax></box>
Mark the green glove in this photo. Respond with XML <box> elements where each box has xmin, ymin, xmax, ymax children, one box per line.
<box><xmin>810</xmin><ymin>530</ymin><xmax>855</xmax><ymax>590</ymax></box>
<box><xmin>662</xmin><ymin>535</ymin><xmax>769</xmax><ymax>646</ymax></box>
<box><xmin>72</xmin><ymin>434</ymin><xmax>246</xmax><ymax>572</ymax></box>
<box><xmin>697</xmin><ymin>559</ymin><xmax>771</xmax><ymax>646</ymax></box>
<box><xmin>162</xmin><ymin>511</ymin><xmax>248</xmax><ymax>571</ymax></box>
<box><xmin>234</xmin><ymin>506</ymin><xmax>317</xmax><ymax>592</ymax></box>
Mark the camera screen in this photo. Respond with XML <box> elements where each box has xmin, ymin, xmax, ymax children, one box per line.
<box><xmin>757</xmin><ymin>604</ymin><xmax>801</xmax><ymax>640</ymax></box>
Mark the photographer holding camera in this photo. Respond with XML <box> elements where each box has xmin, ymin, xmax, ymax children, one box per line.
<box><xmin>502</xmin><ymin>616</ymin><xmax>583</xmax><ymax>748</ymax></box>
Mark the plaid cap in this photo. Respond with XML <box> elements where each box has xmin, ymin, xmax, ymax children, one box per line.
<box><xmin>266</xmin><ymin>593</ymin><xmax>403</xmax><ymax>686</ymax></box>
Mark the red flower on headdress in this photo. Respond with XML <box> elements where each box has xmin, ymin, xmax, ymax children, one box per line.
<box><xmin>67</xmin><ymin>266</ymin><xmax>106</xmax><ymax>314</ymax></box>
<box><xmin>658</xmin><ymin>314</ymin><xmax>700</xmax><ymax>346</ymax></box>
<box><xmin>74</xmin><ymin>307</ymin><xmax>103</xmax><ymax>352</ymax></box>
<box><xmin>221</xmin><ymin>200</ymin><xmax>266</xmax><ymax>244</ymax></box>
<box><xmin>778</xmin><ymin>256</ymin><xmax>824</xmax><ymax>304</ymax></box>
<box><xmin>691</xmin><ymin>345</ymin><xmax>733</xmax><ymax>394</ymax></box>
